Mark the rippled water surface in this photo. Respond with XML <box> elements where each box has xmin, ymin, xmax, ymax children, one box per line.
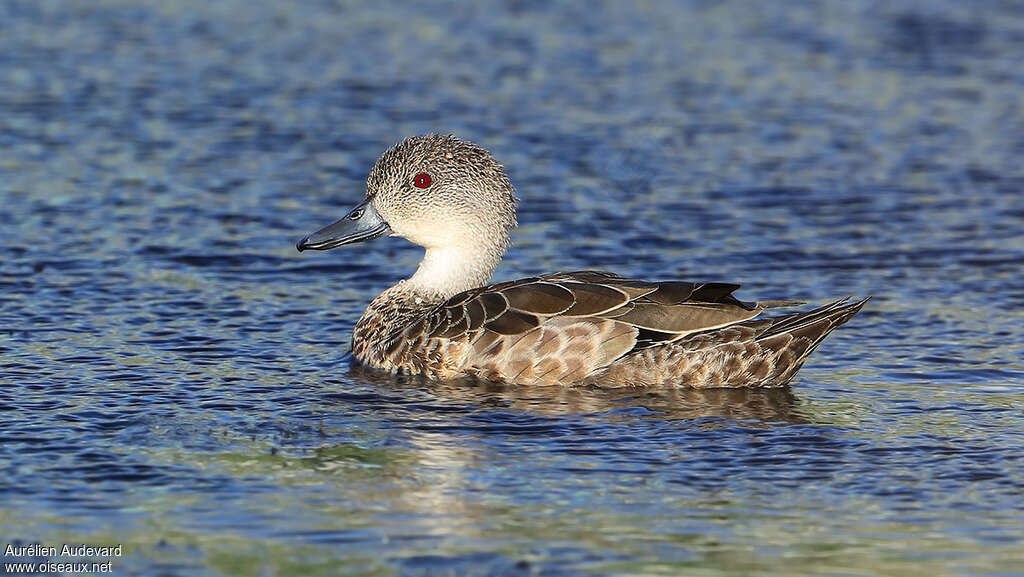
<box><xmin>2</xmin><ymin>1</ymin><xmax>1023</xmax><ymax>575</ymax></box>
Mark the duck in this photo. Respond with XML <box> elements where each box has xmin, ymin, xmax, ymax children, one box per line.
<box><xmin>296</xmin><ymin>134</ymin><xmax>868</xmax><ymax>387</ymax></box>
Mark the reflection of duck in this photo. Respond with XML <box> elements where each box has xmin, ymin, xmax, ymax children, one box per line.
<box><xmin>348</xmin><ymin>363</ymin><xmax>808</xmax><ymax>424</ymax></box>
<box><xmin>298</xmin><ymin>135</ymin><xmax>868</xmax><ymax>387</ymax></box>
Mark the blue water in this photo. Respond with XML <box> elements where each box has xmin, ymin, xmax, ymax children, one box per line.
<box><xmin>2</xmin><ymin>1</ymin><xmax>1023</xmax><ymax>576</ymax></box>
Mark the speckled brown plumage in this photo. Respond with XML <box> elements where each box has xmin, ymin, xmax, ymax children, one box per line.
<box><xmin>351</xmin><ymin>270</ymin><xmax>869</xmax><ymax>387</ymax></box>
<box><xmin>298</xmin><ymin>135</ymin><xmax>870</xmax><ymax>388</ymax></box>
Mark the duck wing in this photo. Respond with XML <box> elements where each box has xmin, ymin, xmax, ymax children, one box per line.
<box><xmin>417</xmin><ymin>271</ymin><xmax>765</xmax><ymax>384</ymax></box>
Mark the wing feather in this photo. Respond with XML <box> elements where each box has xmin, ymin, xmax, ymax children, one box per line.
<box><xmin>502</xmin><ymin>282</ymin><xmax>575</xmax><ymax>315</ymax></box>
<box><xmin>560</xmin><ymin>282</ymin><xmax>631</xmax><ymax>316</ymax></box>
<box><xmin>421</xmin><ymin>271</ymin><xmax>764</xmax><ymax>382</ymax></box>
<box><xmin>486</xmin><ymin>309</ymin><xmax>540</xmax><ymax>335</ymax></box>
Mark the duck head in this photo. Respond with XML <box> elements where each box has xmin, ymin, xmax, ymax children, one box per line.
<box><xmin>297</xmin><ymin>134</ymin><xmax>519</xmax><ymax>296</ymax></box>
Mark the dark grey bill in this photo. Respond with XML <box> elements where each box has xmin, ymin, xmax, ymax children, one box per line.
<box><xmin>296</xmin><ymin>199</ymin><xmax>391</xmax><ymax>252</ymax></box>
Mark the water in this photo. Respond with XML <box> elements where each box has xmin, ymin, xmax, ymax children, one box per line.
<box><xmin>2</xmin><ymin>1</ymin><xmax>1023</xmax><ymax>575</ymax></box>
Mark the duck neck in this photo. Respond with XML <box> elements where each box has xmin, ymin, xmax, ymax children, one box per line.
<box><xmin>405</xmin><ymin>243</ymin><xmax>503</xmax><ymax>300</ymax></box>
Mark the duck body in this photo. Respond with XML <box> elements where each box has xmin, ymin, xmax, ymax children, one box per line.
<box><xmin>350</xmin><ymin>271</ymin><xmax>867</xmax><ymax>388</ymax></box>
<box><xmin>298</xmin><ymin>135</ymin><xmax>867</xmax><ymax>388</ymax></box>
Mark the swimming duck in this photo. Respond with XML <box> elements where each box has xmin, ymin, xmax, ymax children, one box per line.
<box><xmin>297</xmin><ymin>134</ymin><xmax>868</xmax><ymax>387</ymax></box>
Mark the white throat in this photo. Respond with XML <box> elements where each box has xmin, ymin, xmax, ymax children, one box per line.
<box><xmin>407</xmin><ymin>244</ymin><xmax>501</xmax><ymax>298</ymax></box>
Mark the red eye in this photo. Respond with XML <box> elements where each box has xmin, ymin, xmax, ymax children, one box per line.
<box><xmin>413</xmin><ymin>172</ymin><xmax>432</xmax><ymax>188</ymax></box>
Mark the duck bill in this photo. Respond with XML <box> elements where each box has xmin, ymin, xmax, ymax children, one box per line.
<box><xmin>296</xmin><ymin>199</ymin><xmax>391</xmax><ymax>252</ymax></box>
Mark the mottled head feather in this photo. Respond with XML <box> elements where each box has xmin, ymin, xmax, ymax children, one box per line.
<box><xmin>365</xmin><ymin>134</ymin><xmax>519</xmax><ymax>297</ymax></box>
<box><xmin>367</xmin><ymin>134</ymin><xmax>518</xmax><ymax>251</ymax></box>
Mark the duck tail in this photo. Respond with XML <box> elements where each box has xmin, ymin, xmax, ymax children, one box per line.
<box><xmin>755</xmin><ymin>296</ymin><xmax>871</xmax><ymax>385</ymax></box>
